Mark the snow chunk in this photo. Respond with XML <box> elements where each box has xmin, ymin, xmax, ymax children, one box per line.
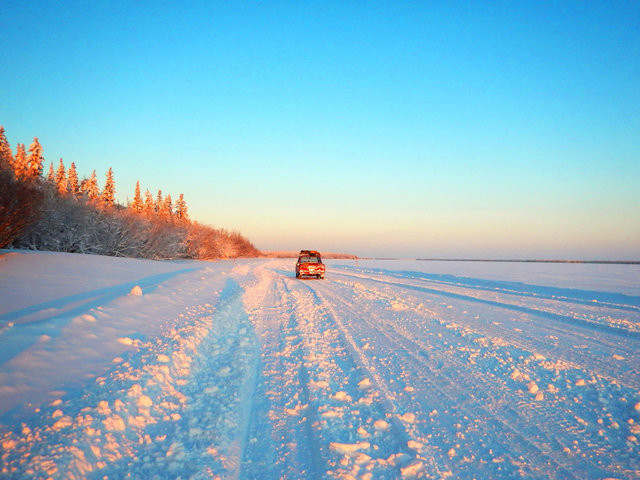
<box><xmin>358</xmin><ymin>378</ymin><xmax>373</xmax><ymax>390</ymax></box>
<box><xmin>118</xmin><ymin>337</ymin><xmax>134</xmax><ymax>346</ymax></box>
<box><xmin>333</xmin><ymin>391</ymin><xmax>352</xmax><ymax>402</ymax></box>
<box><xmin>74</xmin><ymin>314</ymin><xmax>96</xmax><ymax>323</ymax></box>
<box><xmin>157</xmin><ymin>354</ymin><xmax>170</xmax><ymax>363</ymax></box>
<box><xmin>374</xmin><ymin>419</ymin><xmax>390</xmax><ymax>431</ymax></box>
<box><xmin>1</xmin><ymin>438</ymin><xmax>17</xmax><ymax>451</ymax></box>
<box><xmin>97</xmin><ymin>400</ymin><xmax>111</xmax><ymax>416</ymax></box>
<box><xmin>528</xmin><ymin>382</ymin><xmax>539</xmax><ymax>394</ymax></box>
<box><xmin>138</xmin><ymin>395</ymin><xmax>153</xmax><ymax>407</ymax></box>
<box><xmin>128</xmin><ymin>384</ymin><xmax>143</xmax><ymax>397</ymax></box>
<box><xmin>401</xmin><ymin>460</ymin><xmax>425</xmax><ymax>478</ymax></box>
<box><xmin>321</xmin><ymin>409</ymin><xmax>342</xmax><ymax>418</ymax></box>
<box><xmin>285</xmin><ymin>407</ymin><xmax>301</xmax><ymax>416</ymax></box>
<box><xmin>575</xmin><ymin>379</ymin><xmax>586</xmax><ymax>386</ymax></box>
<box><xmin>391</xmin><ymin>300</ymin><xmax>407</xmax><ymax>311</ymax></box>
<box><xmin>129</xmin><ymin>285</ymin><xmax>143</xmax><ymax>296</ymax></box>
<box><xmin>52</xmin><ymin>416</ymin><xmax>73</xmax><ymax>430</ymax></box>
<box><xmin>329</xmin><ymin>441</ymin><xmax>370</xmax><ymax>455</ymax></box>
<box><xmin>311</xmin><ymin>379</ymin><xmax>330</xmax><ymax>389</ymax></box>
<box><xmin>103</xmin><ymin>415</ymin><xmax>126</xmax><ymax>431</ymax></box>
<box><xmin>400</xmin><ymin>412</ymin><xmax>416</xmax><ymax>423</ymax></box>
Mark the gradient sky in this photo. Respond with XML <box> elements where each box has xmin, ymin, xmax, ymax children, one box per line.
<box><xmin>1</xmin><ymin>1</ymin><xmax>639</xmax><ymax>259</ymax></box>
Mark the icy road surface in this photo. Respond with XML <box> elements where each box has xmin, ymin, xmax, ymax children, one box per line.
<box><xmin>1</xmin><ymin>252</ymin><xmax>640</xmax><ymax>479</ymax></box>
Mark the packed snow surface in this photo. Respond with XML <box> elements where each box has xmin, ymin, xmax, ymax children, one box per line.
<box><xmin>1</xmin><ymin>250</ymin><xmax>639</xmax><ymax>479</ymax></box>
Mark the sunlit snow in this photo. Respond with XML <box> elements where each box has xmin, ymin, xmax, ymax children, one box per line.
<box><xmin>1</xmin><ymin>251</ymin><xmax>639</xmax><ymax>479</ymax></box>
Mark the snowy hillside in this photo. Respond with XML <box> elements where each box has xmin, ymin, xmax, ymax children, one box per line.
<box><xmin>1</xmin><ymin>251</ymin><xmax>639</xmax><ymax>479</ymax></box>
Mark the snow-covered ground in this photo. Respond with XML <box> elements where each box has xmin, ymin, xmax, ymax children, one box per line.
<box><xmin>1</xmin><ymin>251</ymin><xmax>639</xmax><ymax>479</ymax></box>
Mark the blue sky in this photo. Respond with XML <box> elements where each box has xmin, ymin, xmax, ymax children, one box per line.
<box><xmin>1</xmin><ymin>1</ymin><xmax>639</xmax><ymax>259</ymax></box>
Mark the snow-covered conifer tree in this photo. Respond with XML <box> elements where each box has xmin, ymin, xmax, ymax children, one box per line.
<box><xmin>131</xmin><ymin>180</ymin><xmax>143</xmax><ymax>213</ymax></box>
<box><xmin>155</xmin><ymin>190</ymin><xmax>163</xmax><ymax>214</ymax></box>
<box><xmin>143</xmin><ymin>189</ymin><xmax>155</xmax><ymax>215</ymax></box>
<box><xmin>27</xmin><ymin>137</ymin><xmax>44</xmax><ymax>178</ymax></box>
<box><xmin>47</xmin><ymin>162</ymin><xmax>55</xmax><ymax>183</ymax></box>
<box><xmin>56</xmin><ymin>158</ymin><xmax>67</xmax><ymax>194</ymax></box>
<box><xmin>100</xmin><ymin>167</ymin><xmax>115</xmax><ymax>207</ymax></box>
<box><xmin>67</xmin><ymin>162</ymin><xmax>79</xmax><ymax>196</ymax></box>
<box><xmin>13</xmin><ymin>144</ymin><xmax>28</xmax><ymax>179</ymax></box>
<box><xmin>0</xmin><ymin>126</ymin><xmax>14</xmax><ymax>169</ymax></box>
<box><xmin>175</xmin><ymin>193</ymin><xmax>188</xmax><ymax>221</ymax></box>
<box><xmin>162</xmin><ymin>194</ymin><xmax>173</xmax><ymax>218</ymax></box>
<box><xmin>83</xmin><ymin>170</ymin><xmax>100</xmax><ymax>201</ymax></box>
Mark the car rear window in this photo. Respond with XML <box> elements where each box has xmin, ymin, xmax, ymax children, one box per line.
<box><xmin>300</xmin><ymin>256</ymin><xmax>320</xmax><ymax>263</ymax></box>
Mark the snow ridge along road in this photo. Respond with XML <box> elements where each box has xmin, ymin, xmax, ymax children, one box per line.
<box><xmin>1</xmin><ymin>253</ymin><xmax>639</xmax><ymax>479</ymax></box>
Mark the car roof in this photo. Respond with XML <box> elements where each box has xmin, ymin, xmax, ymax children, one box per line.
<box><xmin>299</xmin><ymin>250</ymin><xmax>321</xmax><ymax>256</ymax></box>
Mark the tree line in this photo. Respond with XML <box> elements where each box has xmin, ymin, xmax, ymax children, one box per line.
<box><xmin>0</xmin><ymin>126</ymin><xmax>259</xmax><ymax>259</ymax></box>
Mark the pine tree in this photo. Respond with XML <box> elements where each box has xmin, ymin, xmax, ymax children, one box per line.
<box><xmin>0</xmin><ymin>126</ymin><xmax>14</xmax><ymax>169</ymax></box>
<box><xmin>131</xmin><ymin>180</ymin><xmax>143</xmax><ymax>213</ymax></box>
<box><xmin>47</xmin><ymin>162</ymin><xmax>55</xmax><ymax>183</ymax></box>
<box><xmin>100</xmin><ymin>167</ymin><xmax>115</xmax><ymax>207</ymax></box>
<box><xmin>56</xmin><ymin>158</ymin><xmax>67</xmax><ymax>194</ymax></box>
<box><xmin>27</xmin><ymin>137</ymin><xmax>44</xmax><ymax>178</ymax></box>
<box><xmin>67</xmin><ymin>162</ymin><xmax>79</xmax><ymax>196</ymax></box>
<box><xmin>155</xmin><ymin>189</ymin><xmax>163</xmax><ymax>214</ymax></box>
<box><xmin>83</xmin><ymin>170</ymin><xmax>100</xmax><ymax>200</ymax></box>
<box><xmin>143</xmin><ymin>189</ymin><xmax>155</xmax><ymax>215</ymax></box>
<box><xmin>162</xmin><ymin>194</ymin><xmax>173</xmax><ymax>218</ymax></box>
<box><xmin>14</xmin><ymin>144</ymin><xmax>28</xmax><ymax>179</ymax></box>
<box><xmin>175</xmin><ymin>193</ymin><xmax>188</xmax><ymax>221</ymax></box>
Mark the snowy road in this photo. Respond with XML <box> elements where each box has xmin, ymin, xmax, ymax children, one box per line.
<box><xmin>1</xmin><ymin>253</ymin><xmax>640</xmax><ymax>479</ymax></box>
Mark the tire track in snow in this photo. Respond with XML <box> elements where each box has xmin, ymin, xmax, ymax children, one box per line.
<box><xmin>0</xmin><ymin>278</ymin><xmax>260</xmax><ymax>479</ymax></box>
<box><xmin>240</xmin><ymin>270</ymin><xmax>324</xmax><ymax>479</ymax></box>
<box><xmin>331</xmin><ymin>273</ymin><xmax>640</xmax><ymax>391</ymax></box>
<box><xmin>320</xmin><ymin>272</ymin><xmax>634</xmax><ymax>478</ymax></box>
<box><xmin>281</xmin><ymin>275</ymin><xmax>422</xmax><ymax>479</ymax></box>
<box><xmin>302</xmin><ymin>281</ymin><xmax>445</xmax><ymax>479</ymax></box>
<box><xmin>331</xmin><ymin>270</ymin><xmax>640</xmax><ymax>392</ymax></box>
<box><xmin>312</xmin><ymin>276</ymin><xmax>616</xmax><ymax>478</ymax></box>
<box><xmin>332</xmin><ymin>270</ymin><xmax>640</xmax><ymax>339</ymax></box>
<box><xmin>310</xmin><ymin>277</ymin><xmax>582</xmax><ymax>479</ymax></box>
<box><xmin>332</xmin><ymin>266</ymin><xmax>640</xmax><ymax>313</ymax></box>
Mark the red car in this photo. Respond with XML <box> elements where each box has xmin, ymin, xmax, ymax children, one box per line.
<box><xmin>296</xmin><ymin>250</ymin><xmax>325</xmax><ymax>279</ymax></box>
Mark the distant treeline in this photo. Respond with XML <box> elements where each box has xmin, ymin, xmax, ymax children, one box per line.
<box><xmin>264</xmin><ymin>251</ymin><xmax>358</xmax><ymax>259</ymax></box>
<box><xmin>0</xmin><ymin>126</ymin><xmax>259</xmax><ymax>259</ymax></box>
<box><xmin>416</xmin><ymin>259</ymin><xmax>640</xmax><ymax>265</ymax></box>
